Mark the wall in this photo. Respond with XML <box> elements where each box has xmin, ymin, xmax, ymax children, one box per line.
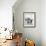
<box><xmin>13</xmin><ymin>0</ymin><xmax>41</xmax><ymax>46</ymax></box>
<box><xmin>41</xmin><ymin>0</ymin><xmax>46</xmax><ymax>46</ymax></box>
<box><xmin>0</xmin><ymin>0</ymin><xmax>16</xmax><ymax>30</ymax></box>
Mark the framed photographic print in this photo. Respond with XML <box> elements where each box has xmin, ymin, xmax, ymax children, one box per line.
<box><xmin>23</xmin><ymin>12</ymin><xmax>36</xmax><ymax>28</ymax></box>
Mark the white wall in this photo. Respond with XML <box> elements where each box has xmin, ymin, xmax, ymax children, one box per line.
<box><xmin>0</xmin><ymin>0</ymin><xmax>16</xmax><ymax>30</ymax></box>
<box><xmin>13</xmin><ymin>0</ymin><xmax>41</xmax><ymax>46</ymax></box>
<box><xmin>41</xmin><ymin>0</ymin><xmax>46</xmax><ymax>46</ymax></box>
<box><xmin>13</xmin><ymin>0</ymin><xmax>46</xmax><ymax>46</ymax></box>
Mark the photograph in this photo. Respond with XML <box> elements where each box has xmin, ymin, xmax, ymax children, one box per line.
<box><xmin>23</xmin><ymin>12</ymin><xmax>36</xmax><ymax>28</ymax></box>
